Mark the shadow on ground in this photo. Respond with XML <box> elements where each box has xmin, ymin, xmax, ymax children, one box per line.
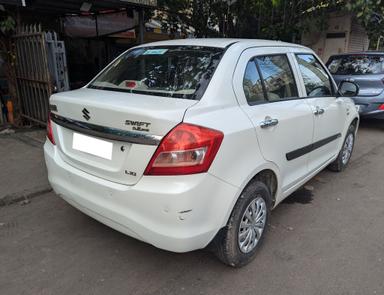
<box><xmin>358</xmin><ymin>118</ymin><xmax>384</xmax><ymax>131</ymax></box>
<box><xmin>282</xmin><ymin>187</ymin><xmax>314</xmax><ymax>205</ymax></box>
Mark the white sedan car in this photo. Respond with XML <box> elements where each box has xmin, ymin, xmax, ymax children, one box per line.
<box><xmin>44</xmin><ymin>39</ymin><xmax>359</xmax><ymax>267</ymax></box>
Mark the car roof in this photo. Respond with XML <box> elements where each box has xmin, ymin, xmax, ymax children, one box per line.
<box><xmin>329</xmin><ymin>51</ymin><xmax>384</xmax><ymax>58</ymax></box>
<box><xmin>136</xmin><ymin>38</ymin><xmax>306</xmax><ymax>50</ymax></box>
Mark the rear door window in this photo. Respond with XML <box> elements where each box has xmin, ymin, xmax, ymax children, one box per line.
<box><xmin>296</xmin><ymin>54</ymin><xmax>333</xmax><ymax>97</ymax></box>
<box><xmin>327</xmin><ymin>55</ymin><xmax>384</xmax><ymax>75</ymax></box>
<box><xmin>256</xmin><ymin>55</ymin><xmax>298</xmax><ymax>101</ymax></box>
<box><xmin>242</xmin><ymin>54</ymin><xmax>298</xmax><ymax>104</ymax></box>
<box><xmin>243</xmin><ymin>60</ymin><xmax>266</xmax><ymax>104</ymax></box>
<box><xmin>89</xmin><ymin>46</ymin><xmax>224</xmax><ymax>100</ymax></box>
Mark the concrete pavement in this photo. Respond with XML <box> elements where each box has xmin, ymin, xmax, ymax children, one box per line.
<box><xmin>0</xmin><ymin>129</ymin><xmax>51</xmax><ymax>206</ymax></box>
<box><xmin>0</xmin><ymin>121</ymin><xmax>384</xmax><ymax>295</ymax></box>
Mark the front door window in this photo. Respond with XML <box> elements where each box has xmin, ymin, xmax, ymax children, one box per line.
<box><xmin>296</xmin><ymin>54</ymin><xmax>333</xmax><ymax>97</ymax></box>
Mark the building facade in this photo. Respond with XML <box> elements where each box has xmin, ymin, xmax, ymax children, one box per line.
<box><xmin>301</xmin><ymin>12</ymin><xmax>370</xmax><ymax>63</ymax></box>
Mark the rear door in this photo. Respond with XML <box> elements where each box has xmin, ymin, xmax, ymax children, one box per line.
<box><xmin>332</xmin><ymin>74</ymin><xmax>384</xmax><ymax>98</ymax></box>
<box><xmin>233</xmin><ymin>47</ymin><xmax>314</xmax><ymax>192</ymax></box>
<box><xmin>328</xmin><ymin>54</ymin><xmax>384</xmax><ymax>98</ymax></box>
<box><xmin>294</xmin><ymin>53</ymin><xmax>345</xmax><ymax>172</ymax></box>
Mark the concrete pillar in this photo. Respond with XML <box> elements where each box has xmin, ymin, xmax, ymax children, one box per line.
<box><xmin>138</xmin><ymin>8</ymin><xmax>144</xmax><ymax>44</ymax></box>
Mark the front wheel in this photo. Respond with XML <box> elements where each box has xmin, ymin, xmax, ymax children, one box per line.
<box><xmin>213</xmin><ymin>181</ymin><xmax>271</xmax><ymax>267</ymax></box>
<box><xmin>328</xmin><ymin>124</ymin><xmax>356</xmax><ymax>172</ymax></box>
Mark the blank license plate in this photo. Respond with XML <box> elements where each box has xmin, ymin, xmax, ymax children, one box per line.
<box><xmin>72</xmin><ymin>133</ymin><xmax>113</xmax><ymax>160</ymax></box>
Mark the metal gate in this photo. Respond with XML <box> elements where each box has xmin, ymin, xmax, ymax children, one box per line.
<box><xmin>13</xmin><ymin>25</ymin><xmax>69</xmax><ymax>125</ymax></box>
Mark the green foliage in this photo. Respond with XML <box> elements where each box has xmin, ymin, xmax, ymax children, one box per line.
<box><xmin>346</xmin><ymin>0</ymin><xmax>384</xmax><ymax>46</ymax></box>
<box><xmin>157</xmin><ymin>0</ymin><xmax>225</xmax><ymax>37</ymax></box>
<box><xmin>158</xmin><ymin>0</ymin><xmax>343</xmax><ymax>42</ymax></box>
<box><xmin>0</xmin><ymin>12</ymin><xmax>15</xmax><ymax>63</ymax></box>
<box><xmin>0</xmin><ymin>15</ymin><xmax>15</xmax><ymax>36</ymax></box>
<box><xmin>157</xmin><ymin>0</ymin><xmax>384</xmax><ymax>46</ymax></box>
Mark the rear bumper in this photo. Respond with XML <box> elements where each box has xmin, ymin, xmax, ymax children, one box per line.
<box><xmin>360</xmin><ymin>110</ymin><xmax>384</xmax><ymax>120</ymax></box>
<box><xmin>353</xmin><ymin>97</ymin><xmax>384</xmax><ymax>119</ymax></box>
<box><xmin>44</xmin><ymin>141</ymin><xmax>238</xmax><ymax>252</ymax></box>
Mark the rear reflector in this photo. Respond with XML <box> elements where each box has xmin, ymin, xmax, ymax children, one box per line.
<box><xmin>125</xmin><ymin>81</ymin><xmax>137</xmax><ymax>88</ymax></box>
<box><xmin>47</xmin><ymin>112</ymin><xmax>55</xmax><ymax>145</ymax></box>
<box><xmin>144</xmin><ymin>123</ymin><xmax>224</xmax><ymax>175</ymax></box>
<box><xmin>379</xmin><ymin>104</ymin><xmax>384</xmax><ymax>111</ymax></box>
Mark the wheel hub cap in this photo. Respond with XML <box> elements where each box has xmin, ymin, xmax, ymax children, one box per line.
<box><xmin>238</xmin><ymin>196</ymin><xmax>267</xmax><ymax>254</ymax></box>
<box><xmin>342</xmin><ymin>133</ymin><xmax>354</xmax><ymax>165</ymax></box>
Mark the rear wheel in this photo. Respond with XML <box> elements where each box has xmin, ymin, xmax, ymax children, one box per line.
<box><xmin>328</xmin><ymin>124</ymin><xmax>356</xmax><ymax>172</ymax></box>
<box><xmin>213</xmin><ymin>181</ymin><xmax>271</xmax><ymax>267</ymax></box>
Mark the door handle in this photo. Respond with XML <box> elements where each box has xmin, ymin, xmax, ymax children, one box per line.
<box><xmin>314</xmin><ymin>106</ymin><xmax>325</xmax><ymax>115</ymax></box>
<box><xmin>260</xmin><ymin>117</ymin><xmax>279</xmax><ymax>128</ymax></box>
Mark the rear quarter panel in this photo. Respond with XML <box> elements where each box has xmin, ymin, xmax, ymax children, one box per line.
<box><xmin>183</xmin><ymin>44</ymin><xmax>281</xmax><ymax>223</ymax></box>
<box><xmin>184</xmin><ymin>103</ymin><xmax>281</xmax><ymax>225</ymax></box>
<box><xmin>183</xmin><ymin>43</ymin><xmax>281</xmax><ymax>191</ymax></box>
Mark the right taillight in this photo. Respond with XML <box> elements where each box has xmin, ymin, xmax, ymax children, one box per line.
<box><xmin>144</xmin><ymin>123</ymin><xmax>224</xmax><ymax>176</ymax></box>
<box><xmin>47</xmin><ymin>112</ymin><xmax>55</xmax><ymax>145</ymax></box>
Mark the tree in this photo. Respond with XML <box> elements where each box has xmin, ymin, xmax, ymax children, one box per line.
<box><xmin>158</xmin><ymin>0</ymin><xmax>341</xmax><ymax>42</ymax></box>
<box><xmin>346</xmin><ymin>0</ymin><xmax>384</xmax><ymax>48</ymax></box>
<box><xmin>0</xmin><ymin>10</ymin><xmax>17</xmax><ymax>124</ymax></box>
<box><xmin>0</xmin><ymin>11</ymin><xmax>16</xmax><ymax>60</ymax></box>
<box><xmin>157</xmin><ymin>0</ymin><xmax>226</xmax><ymax>37</ymax></box>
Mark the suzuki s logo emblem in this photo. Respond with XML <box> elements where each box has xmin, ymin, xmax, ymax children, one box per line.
<box><xmin>82</xmin><ymin>108</ymin><xmax>90</xmax><ymax>121</ymax></box>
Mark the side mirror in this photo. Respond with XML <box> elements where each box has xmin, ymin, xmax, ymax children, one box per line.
<box><xmin>338</xmin><ymin>81</ymin><xmax>359</xmax><ymax>97</ymax></box>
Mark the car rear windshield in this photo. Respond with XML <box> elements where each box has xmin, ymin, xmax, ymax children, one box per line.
<box><xmin>88</xmin><ymin>46</ymin><xmax>224</xmax><ymax>100</ymax></box>
<box><xmin>327</xmin><ymin>54</ymin><xmax>384</xmax><ymax>75</ymax></box>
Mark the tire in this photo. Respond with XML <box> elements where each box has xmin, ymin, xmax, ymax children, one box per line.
<box><xmin>213</xmin><ymin>181</ymin><xmax>271</xmax><ymax>267</ymax></box>
<box><xmin>328</xmin><ymin>124</ymin><xmax>356</xmax><ymax>172</ymax></box>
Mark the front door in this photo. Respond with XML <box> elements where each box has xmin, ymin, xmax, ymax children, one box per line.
<box><xmin>233</xmin><ymin>48</ymin><xmax>314</xmax><ymax>192</ymax></box>
<box><xmin>294</xmin><ymin>53</ymin><xmax>345</xmax><ymax>172</ymax></box>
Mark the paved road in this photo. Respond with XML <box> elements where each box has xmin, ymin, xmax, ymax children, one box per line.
<box><xmin>1</xmin><ymin>121</ymin><xmax>384</xmax><ymax>295</ymax></box>
<box><xmin>0</xmin><ymin>130</ymin><xmax>49</xmax><ymax>204</ymax></box>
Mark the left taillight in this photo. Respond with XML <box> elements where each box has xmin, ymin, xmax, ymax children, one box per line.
<box><xmin>47</xmin><ymin>112</ymin><xmax>55</xmax><ymax>145</ymax></box>
<box><xmin>144</xmin><ymin>123</ymin><xmax>224</xmax><ymax>176</ymax></box>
